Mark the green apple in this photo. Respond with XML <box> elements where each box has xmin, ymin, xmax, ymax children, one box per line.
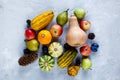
<box><xmin>26</xmin><ymin>39</ymin><xmax>39</xmax><ymax>51</ymax></box>
<box><xmin>82</xmin><ymin>58</ymin><xmax>92</xmax><ymax>70</ymax></box>
<box><xmin>74</xmin><ymin>8</ymin><xmax>86</xmax><ymax>19</ymax></box>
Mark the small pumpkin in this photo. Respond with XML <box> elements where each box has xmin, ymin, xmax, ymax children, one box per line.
<box><xmin>48</xmin><ymin>42</ymin><xmax>63</xmax><ymax>58</ymax></box>
<box><xmin>38</xmin><ymin>30</ymin><xmax>52</xmax><ymax>45</ymax></box>
<box><xmin>68</xmin><ymin>66</ymin><xmax>80</xmax><ymax>76</ymax></box>
<box><xmin>39</xmin><ymin>55</ymin><xmax>54</xmax><ymax>72</ymax></box>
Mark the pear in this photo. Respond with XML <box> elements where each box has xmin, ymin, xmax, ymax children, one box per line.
<box><xmin>26</xmin><ymin>39</ymin><xmax>39</xmax><ymax>51</ymax></box>
<box><xmin>82</xmin><ymin>58</ymin><xmax>92</xmax><ymax>70</ymax></box>
<box><xmin>74</xmin><ymin>8</ymin><xmax>86</xmax><ymax>19</ymax></box>
<box><xmin>56</xmin><ymin>9</ymin><xmax>69</xmax><ymax>26</ymax></box>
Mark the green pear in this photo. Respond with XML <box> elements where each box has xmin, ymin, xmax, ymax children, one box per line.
<box><xmin>82</xmin><ymin>58</ymin><xmax>92</xmax><ymax>70</ymax></box>
<box><xmin>56</xmin><ymin>9</ymin><xmax>69</xmax><ymax>26</ymax></box>
<box><xmin>26</xmin><ymin>39</ymin><xmax>39</xmax><ymax>51</ymax></box>
<box><xmin>74</xmin><ymin>8</ymin><xmax>86</xmax><ymax>19</ymax></box>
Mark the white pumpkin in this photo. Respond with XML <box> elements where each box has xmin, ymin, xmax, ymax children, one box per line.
<box><xmin>48</xmin><ymin>42</ymin><xmax>63</xmax><ymax>58</ymax></box>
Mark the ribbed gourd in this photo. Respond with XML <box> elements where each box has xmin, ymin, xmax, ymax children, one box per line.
<box><xmin>31</xmin><ymin>10</ymin><xmax>54</xmax><ymax>31</ymax></box>
<box><xmin>57</xmin><ymin>49</ymin><xmax>77</xmax><ymax>68</ymax></box>
<box><xmin>39</xmin><ymin>55</ymin><xmax>54</xmax><ymax>72</ymax></box>
<box><xmin>48</xmin><ymin>42</ymin><xmax>63</xmax><ymax>58</ymax></box>
<box><xmin>68</xmin><ymin>66</ymin><xmax>80</xmax><ymax>76</ymax></box>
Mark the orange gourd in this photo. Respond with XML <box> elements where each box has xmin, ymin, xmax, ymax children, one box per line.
<box><xmin>38</xmin><ymin>30</ymin><xmax>52</xmax><ymax>45</ymax></box>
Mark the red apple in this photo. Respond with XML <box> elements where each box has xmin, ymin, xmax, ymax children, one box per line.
<box><xmin>80</xmin><ymin>20</ymin><xmax>91</xmax><ymax>31</ymax></box>
<box><xmin>50</xmin><ymin>24</ymin><xmax>63</xmax><ymax>38</ymax></box>
<box><xmin>80</xmin><ymin>45</ymin><xmax>91</xmax><ymax>56</ymax></box>
<box><xmin>25</xmin><ymin>28</ymin><xmax>35</xmax><ymax>40</ymax></box>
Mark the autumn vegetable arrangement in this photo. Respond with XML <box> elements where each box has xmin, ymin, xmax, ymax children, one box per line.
<box><xmin>18</xmin><ymin>8</ymin><xmax>99</xmax><ymax>76</ymax></box>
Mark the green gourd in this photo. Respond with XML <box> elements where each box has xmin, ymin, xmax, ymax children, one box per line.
<box><xmin>39</xmin><ymin>55</ymin><xmax>54</xmax><ymax>71</ymax></box>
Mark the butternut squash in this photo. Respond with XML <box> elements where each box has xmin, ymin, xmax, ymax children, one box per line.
<box><xmin>66</xmin><ymin>15</ymin><xmax>87</xmax><ymax>47</ymax></box>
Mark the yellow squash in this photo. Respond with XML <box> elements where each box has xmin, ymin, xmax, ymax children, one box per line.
<box><xmin>31</xmin><ymin>10</ymin><xmax>54</xmax><ymax>31</ymax></box>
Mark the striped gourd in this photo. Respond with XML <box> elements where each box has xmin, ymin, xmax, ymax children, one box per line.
<box><xmin>48</xmin><ymin>42</ymin><xmax>63</xmax><ymax>58</ymax></box>
<box><xmin>31</xmin><ymin>10</ymin><xmax>54</xmax><ymax>31</ymax></box>
<box><xmin>39</xmin><ymin>55</ymin><xmax>54</xmax><ymax>72</ymax></box>
<box><xmin>57</xmin><ymin>49</ymin><xmax>77</xmax><ymax>68</ymax></box>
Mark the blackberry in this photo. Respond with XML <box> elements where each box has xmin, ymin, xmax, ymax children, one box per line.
<box><xmin>24</xmin><ymin>48</ymin><xmax>37</xmax><ymax>55</ymax></box>
<box><xmin>42</xmin><ymin>45</ymin><xmax>48</xmax><ymax>54</ymax></box>
<box><xmin>88</xmin><ymin>33</ymin><xmax>95</xmax><ymax>40</ymax></box>
<box><xmin>75</xmin><ymin>57</ymin><xmax>81</xmax><ymax>66</ymax></box>
<box><xmin>64</xmin><ymin>43</ymin><xmax>74</xmax><ymax>50</ymax></box>
<box><xmin>26</xmin><ymin>19</ymin><xmax>31</xmax><ymax>26</ymax></box>
<box><xmin>24</xmin><ymin>48</ymin><xmax>30</xmax><ymax>55</ymax></box>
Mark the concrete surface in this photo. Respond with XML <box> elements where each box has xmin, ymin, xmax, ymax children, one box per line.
<box><xmin>0</xmin><ymin>0</ymin><xmax>120</xmax><ymax>80</ymax></box>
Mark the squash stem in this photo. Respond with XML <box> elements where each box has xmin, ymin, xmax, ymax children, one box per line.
<box><xmin>41</xmin><ymin>34</ymin><xmax>45</xmax><ymax>38</ymax></box>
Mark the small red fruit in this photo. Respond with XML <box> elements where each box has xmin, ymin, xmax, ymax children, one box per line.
<box><xmin>80</xmin><ymin>45</ymin><xmax>91</xmax><ymax>56</ymax></box>
<box><xmin>25</xmin><ymin>28</ymin><xmax>35</xmax><ymax>40</ymax></box>
<box><xmin>50</xmin><ymin>24</ymin><xmax>63</xmax><ymax>38</ymax></box>
<box><xmin>80</xmin><ymin>20</ymin><xmax>91</xmax><ymax>31</ymax></box>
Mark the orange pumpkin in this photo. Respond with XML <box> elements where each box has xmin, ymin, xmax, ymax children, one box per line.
<box><xmin>38</xmin><ymin>30</ymin><xmax>52</xmax><ymax>45</ymax></box>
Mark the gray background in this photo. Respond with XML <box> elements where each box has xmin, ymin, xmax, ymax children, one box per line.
<box><xmin>0</xmin><ymin>0</ymin><xmax>120</xmax><ymax>80</ymax></box>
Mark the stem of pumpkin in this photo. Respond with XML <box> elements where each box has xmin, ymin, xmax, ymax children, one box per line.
<box><xmin>41</xmin><ymin>34</ymin><xmax>45</xmax><ymax>38</ymax></box>
<box><xmin>54</xmin><ymin>48</ymin><xmax>57</xmax><ymax>51</ymax></box>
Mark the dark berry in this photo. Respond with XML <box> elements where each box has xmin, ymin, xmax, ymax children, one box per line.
<box><xmin>91</xmin><ymin>46</ymin><xmax>98</xmax><ymax>52</ymax></box>
<box><xmin>42</xmin><ymin>45</ymin><xmax>48</xmax><ymax>54</ymax></box>
<box><xmin>64</xmin><ymin>43</ymin><xmax>74</xmax><ymax>50</ymax></box>
<box><xmin>24</xmin><ymin>48</ymin><xmax>31</xmax><ymax>55</ymax></box>
<box><xmin>26</xmin><ymin>19</ymin><xmax>31</xmax><ymax>26</ymax></box>
<box><xmin>24</xmin><ymin>48</ymin><xmax>37</xmax><ymax>55</ymax></box>
<box><xmin>88</xmin><ymin>33</ymin><xmax>95</xmax><ymax>40</ymax></box>
<box><xmin>91</xmin><ymin>43</ymin><xmax>99</xmax><ymax>48</ymax></box>
<box><xmin>75</xmin><ymin>57</ymin><xmax>81</xmax><ymax>66</ymax></box>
